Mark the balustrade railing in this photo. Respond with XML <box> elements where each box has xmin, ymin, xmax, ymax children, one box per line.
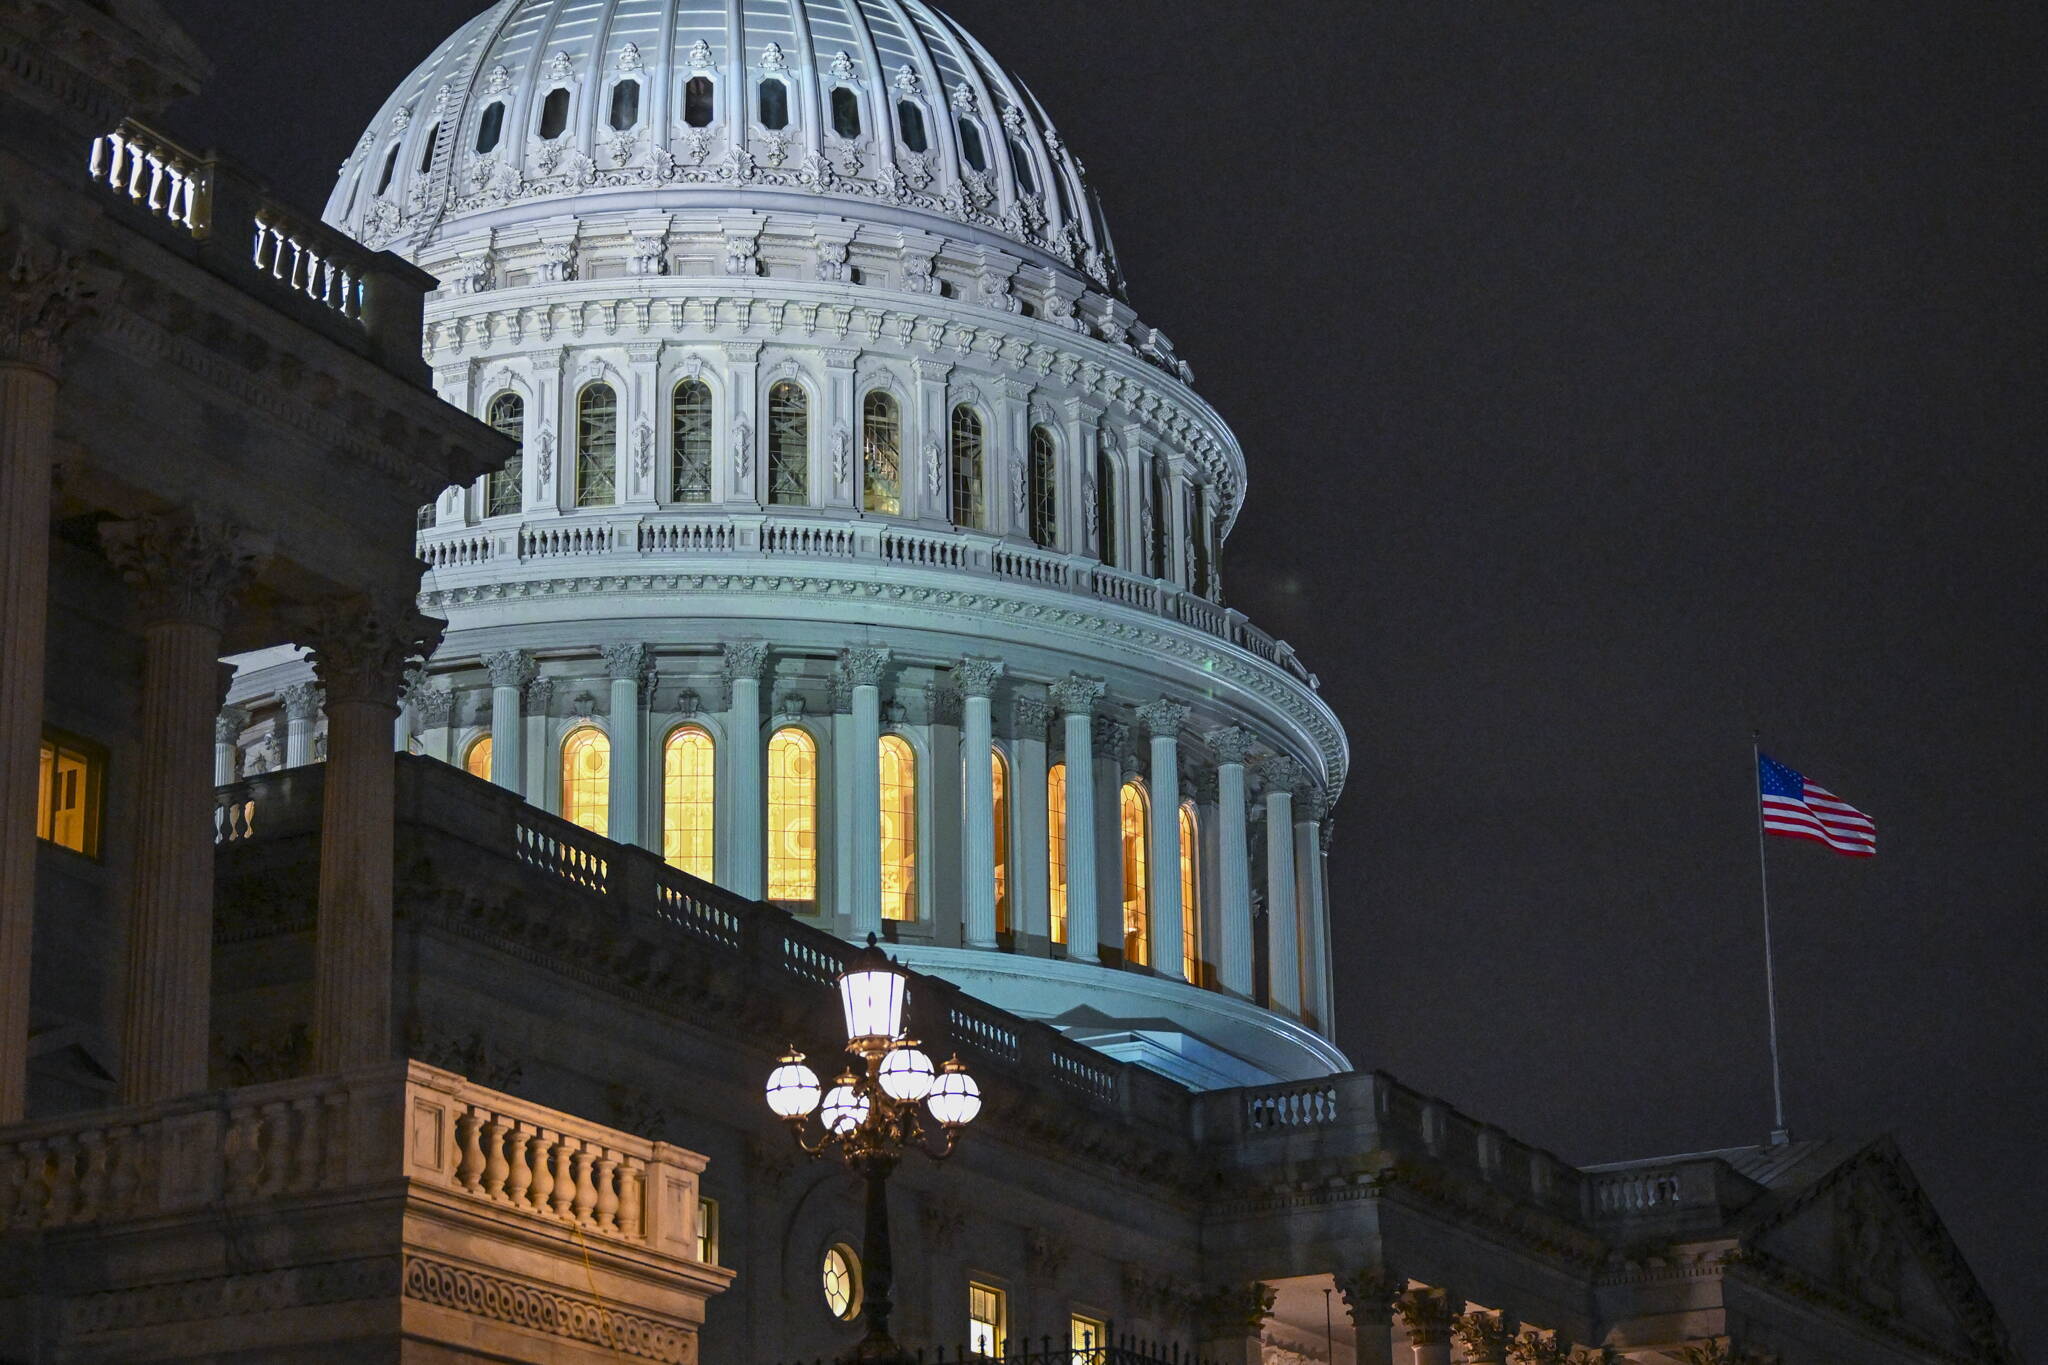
<box><xmin>1243</xmin><ymin>1079</ymin><xmax>1341</xmax><ymax>1130</ymax></box>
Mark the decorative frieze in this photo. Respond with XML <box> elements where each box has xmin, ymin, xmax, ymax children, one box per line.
<box><xmin>401</xmin><ymin>1255</ymin><xmax>692</xmax><ymax>1363</ymax></box>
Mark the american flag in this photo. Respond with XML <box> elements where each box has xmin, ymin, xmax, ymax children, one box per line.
<box><xmin>1758</xmin><ymin>753</ymin><xmax>1876</xmax><ymax>857</ymax></box>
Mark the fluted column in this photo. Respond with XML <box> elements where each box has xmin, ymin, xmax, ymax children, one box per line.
<box><xmin>605</xmin><ymin>644</ymin><xmax>649</xmax><ymax>847</ymax></box>
<box><xmin>1261</xmin><ymin>757</ymin><xmax>1302</xmax><ymax>1017</ymax></box>
<box><xmin>414</xmin><ymin>686</ymin><xmax>454</xmax><ymax>763</ymax></box>
<box><xmin>958</xmin><ymin>657</ymin><xmax>1006</xmax><ymax>948</ymax></box>
<box><xmin>279</xmin><ymin>682</ymin><xmax>323</xmax><ymax>768</ymax></box>
<box><xmin>101</xmin><ymin>514</ymin><xmax>257</xmax><ymax>1104</ymax></box>
<box><xmin>1340</xmin><ymin>1269</ymin><xmax>1404</xmax><ymax>1365</ymax></box>
<box><xmin>303</xmin><ymin>595</ymin><xmax>440</xmax><ymax>1073</ymax></box>
<box><xmin>0</xmin><ymin>230</ymin><xmax>94</xmax><ymax>1120</ymax></box>
<box><xmin>1296</xmin><ymin>792</ymin><xmax>1333</xmax><ymax>1035</ymax></box>
<box><xmin>1207</xmin><ymin>726</ymin><xmax>1254</xmax><ymax>996</ymax></box>
<box><xmin>522</xmin><ymin>676</ymin><xmax>553</xmax><ymax>801</ymax></box>
<box><xmin>1138</xmin><ymin>699</ymin><xmax>1190</xmax><ymax>980</ymax></box>
<box><xmin>1050</xmin><ymin>676</ymin><xmax>1104</xmax><ymax>962</ymax></box>
<box><xmin>723</xmin><ymin>642</ymin><xmax>768</xmax><ymax>898</ymax></box>
<box><xmin>1398</xmin><ymin>1289</ymin><xmax>1456</xmax><ymax>1365</ymax></box>
<box><xmin>482</xmin><ymin>650</ymin><xmax>536</xmax><ymax>795</ymax></box>
<box><xmin>841</xmin><ymin>645</ymin><xmax>891</xmax><ymax>936</ymax></box>
<box><xmin>1012</xmin><ymin>697</ymin><xmax>1052</xmax><ymax>945</ymax></box>
<box><xmin>214</xmin><ymin>708</ymin><xmax>246</xmax><ymax>785</ymax></box>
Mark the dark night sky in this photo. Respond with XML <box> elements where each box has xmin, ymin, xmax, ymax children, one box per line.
<box><xmin>161</xmin><ymin>1</ymin><xmax>2047</xmax><ymax>1352</ymax></box>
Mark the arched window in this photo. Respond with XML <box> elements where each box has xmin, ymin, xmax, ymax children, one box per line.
<box><xmin>576</xmin><ymin>383</ymin><xmax>618</xmax><ymax>507</ymax></box>
<box><xmin>539</xmin><ymin>87</ymin><xmax>571</xmax><ymax>140</ymax></box>
<box><xmin>767</xmin><ymin>380</ymin><xmax>809</xmax><ymax>505</ymax></box>
<box><xmin>862</xmin><ymin>391</ymin><xmax>902</xmax><ymax>515</ymax></box>
<box><xmin>376</xmin><ymin>142</ymin><xmax>402</xmax><ymax>195</ymax></box>
<box><xmin>758</xmin><ymin>78</ymin><xmax>789</xmax><ymax>131</ymax></box>
<box><xmin>1179</xmin><ymin>802</ymin><xmax>1201</xmax><ymax>984</ymax></box>
<box><xmin>949</xmin><ymin>405</ymin><xmax>984</xmax><ymax>529</ymax></box>
<box><xmin>1119</xmin><ymin>781</ymin><xmax>1149</xmax><ymax>966</ymax></box>
<box><xmin>685</xmin><ymin>77</ymin><xmax>716</xmax><ymax>128</ymax></box>
<box><xmin>463</xmin><ymin>735</ymin><xmax>493</xmax><ymax>781</ymax></box>
<box><xmin>1008</xmin><ymin>138</ymin><xmax>1036</xmax><ymax>194</ymax></box>
<box><xmin>417</xmin><ymin>125</ymin><xmax>439</xmax><ymax>176</ymax></box>
<box><xmin>672</xmin><ymin>378</ymin><xmax>713</xmax><ymax>503</ymax></box>
<box><xmin>1095</xmin><ymin>445</ymin><xmax>1119</xmax><ymax>567</ymax></box>
<box><xmin>662</xmin><ymin>727</ymin><xmax>715</xmax><ymax>880</ymax></box>
<box><xmin>1047</xmin><ymin>763</ymin><xmax>1068</xmax><ymax>945</ymax></box>
<box><xmin>609</xmin><ymin>79</ymin><xmax>641</xmax><ymax>130</ymax></box>
<box><xmin>992</xmin><ymin>747</ymin><xmax>1011</xmax><ymax>934</ymax></box>
<box><xmin>767</xmin><ymin>727</ymin><xmax>817</xmax><ymax>906</ymax></box>
<box><xmin>897</xmin><ymin>101</ymin><xmax>928</xmax><ymax>154</ymax></box>
<box><xmin>486</xmin><ymin>392</ymin><xmax>524</xmax><ymax>517</ymax></box>
<box><xmin>879</xmin><ymin>735</ymin><xmax>917</xmax><ymax>922</ymax></box>
<box><xmin>1028</xmin><ymin>425</ymin><xmax>1058</xmax><ymax>548</ymax></box>
<box><xmin>956</xmin><ymin>119</ymin><xmax>987</xmax><ymax>173</ymax></box>
<box><xmin>831</xmin><ymin>86</ymin><xmax>862</xmax><ymax>139</ymax></box>
<box><xmin>476</xmin><ymin>101</ymin><xmax>506</xmax><ymax>154</ymax></box>
<box><xmin>561</xmin><ymin>727</ymin><xmax>611</xmax><ymax>836</ymax></box>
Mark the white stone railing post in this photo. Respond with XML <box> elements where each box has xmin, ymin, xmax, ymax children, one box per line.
<box><xmin>1050</xmin><ymin>676</ymin><xmax>1105</xmax><ymax>963</ymax></box>
<box><xmin>1139</xmin><ymin>698</ymin><xmax>1190</xmax><ymax>980</ymax></box>
<box><xmin>1207</xmin><ymin>727</ymin><xmax>1255</xmax><ymax>997</ymax></box>
<box><xmin>722</xmin><ymin>642</ymin><xmax>768</xmax><ymax>898</ymax></box>
<box><xmin>958</xmin><ymin>657</ymin><xmax>1005</xmax><ymax>947</ymax></box>
<box><xmin>841</xmin><ymin>645</ymin><xmax>890</xmax><ymax>937</ymax></box>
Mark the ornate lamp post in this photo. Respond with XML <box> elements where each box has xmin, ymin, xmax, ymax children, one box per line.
<box><xmin>766</xmin><ymin>934</ymin><xmax>981</xmax><ymax>1362</ymax></box>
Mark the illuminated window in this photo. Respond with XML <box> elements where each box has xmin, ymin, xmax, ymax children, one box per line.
<box><xmin>767</xmin><ymin>727</ymin><xmax>818</xmax><ymax>906</ymax></box>
<box><xmin>35</xmin><ymin>733</ymin><xmax>102</xmax><ymax>857</ymax></box>
<box><xmin>1179</xmin><ymin>802</ymin><xmax>1201</xmax><ymax>983</ymax></box>
<box><xmin>823</xmin><ymin>1243</ymin><xmax>861</xmax><ymax>1320</ymax></box>
<box><xmin>991</xmin><ymin>747</ymin><xmax>1011</xmax><ymax>934</ymax></box>
<box><xmin>486</xmin><ymin>392</ymin><xmax>524</xmax><ymax>516</ymax></box>
<box><xmin>685</xmin><ymin>76</ymin><xmax>716</xmax><ymax>128</ymax></box>
<box><xmin>463</xmin><ymin>735</ymin><xmax>493</xmax><ymax>781</ymax></box>
<box><xmin>1028</xmin><ymin>425</ymin><xmax>1058</xmax><ymax>548</ymax></box>
<box><xmin>831</xmin><ymin>85</ymin><xmax>862</xmax><ymax>139</ymax></box>
<box><xmin>576</xmin><ymin>383</ymin><xmax>618</xmax><ymax>508</ymax></box>
<box><xmin>1095</xmin><ymin>445</ymin><xmax>1118</xmax><ymax>566</ymax></box>
<box><xmin>879</xmin><ymin>735</ymin><xmax>917</xmax><ymax>922</ymax></box>
<box><xmin>697</xmin><ymin>1197</ymin><xmax>720</xmax><ymax>1265</ymax></box>
<box><xmin>968</xmin><ymin>1281</ymin><xmax>1007</xmax><ymax>1357</ymax></box>
<box><xmin>561</xmin><ymin>727</ymin><xmax>611</xmax><ymax>836</ymax></box>
<box><xmin>1071</xmin><ymin>1314</ymin><xmax>1108</xmax><ymax>1363</ymax></box>
<box><xmin>862</xmin><ymin>390</ymin><xmax>902</xmax><ymax>515</ymax></box>
<box><xmin>663</xmin><ymin>727</ymin><xmax>716</xmax><ymax>880</ymax></box>
<box><xmin>767</xmin><ymin>380</ymin><xmax>809</xmax><ymax>506</ymax></box>
<box><xmin>539</xmin><ymin>87</ymin><xmax>570</xmax><ymax>140</ymax></box>
<box><xmin>1047</xmin><ymin>763</ymin><xmax>1068</xmax><ymax>944</ymax></box>
<box><xmin>672</xmin><ymin>378</ymin><xmax>713</xmax><ymax>503</ymax></box>
<box><xmin>1119</xmin><ymin>781</ymin><xmax>1149</xmax><ymax>966</ymax></box>
<box><xmin>950</xmin><ymin>405</ymin><xmax>984</xmax><ymax>529</ymax></box>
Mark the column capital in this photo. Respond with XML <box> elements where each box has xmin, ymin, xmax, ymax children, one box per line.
<box><xmin>214</xmin><ymin>706</ymin><xmax>249</xmax><ymax>744</ymax></box>
<box><xmin>99</xmin><ymin>512</ymin><xmax>261</xmax><ymax>631</ymax></box>
<box><xmin>1049</xmin><ymin>674</ymin><xmax>1106</xmax><ymax>716</ymax></box>
<box><xmin>301</xmin><ymin>595</ymin><xmax>444</xmax><ymax>709</ymax></box>
<box><xmin>524</xmin><ymin>675</ymin><xmax>555</xmax><ymax>713</ymax></box>
<box><xmin>1506</xmin><ymin>1331</ymin><xmax>1573</xmax><ymax>1365</ymax></box>
<box><xmin>1397</xmin><ymin>1288</ymin><xmax>1457</xmax><ymax>1347</ymax></box>
<box><xmin>1192</xmin><ymin>1279</ymin><xmax>1276</xmax><ymax>1342</ymax></box>
<box><xmin>482</xmin><ymin>649</ymin><xmax>538</xmax><ymax>690</ymax></box>
<box><xmin>1093</xmin><ymin>716</ymin><xmax>1130</xmax><ymax>758</ymax></box>
<box><xmin>838</xmin><ymin>644</ymin><xmax>892</xmax><ymax>689</ymax></box>
<box><xmin>1136</xmin><ymin>697</ymin><xmax>1190</xmax><ymax>740</ymax></box>
<box><xmin>924</xmin><ymin>682</ymin><xmax>963</xmax><ymax>728</ymax></box>
<box><xmin>1295</xmin><ymin>788</ymin><xmax>1329</xmax><ymax>823</ymax></box>
<box><xmin>602</xmin><ymin>642</ymin><xmax>650</xmax><ymax>682</ymax></box>
<box><xmin>955</xmin><ymin>655</ymin><xmax>1005</xmax><ymax>699</ymax></box>
<box><xmin>1257</xmin><ymin>754</ymin><xmax>1305</xmax><ymax>797</ymax></box>
<box><xmin>278</xmin><ymin>682</ymin><xmax>325</xmax><ymax>721</ymax></box>
<box><xmin>413</xmin><ymin>687</ymin><xmax>455</xmax><ymax>726</ymax></box>
<box><xmin>1013</xmin><ymin>696</ymin><xmax>1053</xmax><ymax>736</ymax></box>
<box><xmin>1454</xmin><ymin>1313</ymin><xmax>1515</xmax><ymax>1365</ymax></box>
<box><xmin>721</xmin><ymin>640</ymin><xmax>770</xmax><ymax>683</ymax></box>
<box><xmin>0</xmin><ymin>219</ymin><xmax>102</xmax><ymax>376</ymax></box>
<box><xmin>1338</xmin><ymin>1266</ymin><xmax>1404</xmax><ymax>1328</ymax></box>
<box><xmin>1206</xmin><ymin>725</ymin><xmax>1254</xmax><ymax>766</ymax></box>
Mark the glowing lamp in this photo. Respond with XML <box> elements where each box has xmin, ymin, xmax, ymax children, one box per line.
<box><xmin>878</xmin><ymin>1046</ymin><xmax>937</xmax><ymax>1102</ymax></box>
<box><xmin>820</xmin><ymin>1077</ymin><xmax>871</xmax><ymax>1136</ymax></box>
<box><xmin>925</xmin><ymin>1056</ymin><xmax>981</xmax><ymax>1128</ymax></box>
<box><xmin>838</xmin><ymin>933</ymin><xmax>908</xmax><ymax>1047</ymax></box>
<box><xmin>765</xmin><ymin>1050</ymin><xmax>822</xmax><ymax>1120</ymax></box>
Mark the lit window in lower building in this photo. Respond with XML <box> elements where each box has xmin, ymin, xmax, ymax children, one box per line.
<box><xmin>36</xmin><ymin>733</ymin><xmax>102</xmax><ymax>857</ymax></box>
<box><xmin>991</xmin><ymin>746</ymin><xmax>1010</xmax><ymax>934</ymax></box>
<box><xmin>1179</xmin><ymin>801</ymin><xmax>1201</xmax><ymax>983</ymax></box>
<box><xmin>1071</xmin><ymin>1313</ymin><xmax>1108</xmax><ymax>1362</ymax></box>
<box><xmin>823</xmin><ymin>1243</ymin><xmax>861</xmax><ymax>1319</ymax></box>
<box><xmin>663</xmin><ymin>727</ymin><xmax>716</xmax><ymax>880</ymax></box>
<box><xmin>1119</xmin><ymin>781</ymin><xmax>1149</xmax><ymax>966</ymax></box>
<box><xmin>696</xmin><ymin>1196</ymin><xmax>720</xmax><ymax>1265</ymax></box>
<box><xmin>879</xmin><ymin>734</ymin><xmax>917</xmax><ymax>921</ymax></box>
<box><xmin>1047</xmin><ymin>763</ymin><xmax>1068</xmax><ymax>944</ymax></box>
<box><xmin>463</xmin><ymin>735</ymin><xmax>493</xmax><ymax>781</ymax></box>
<box><xmin>968</xmin><ymin>1281</ymin><xmax>1007</xmax><ymax>1357</ymax></box>
<box><xmin>561</xmin><ymin>726</ymin><xmax>610</xmax><ymax>835</ymax></box>
<box><xmin>767</xmin><ymin>727</ymin><xmax>818</xmax><ymax>906</ymax></box>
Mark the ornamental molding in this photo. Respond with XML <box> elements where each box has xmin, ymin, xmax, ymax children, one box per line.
<box><xmin>401</xmin><ymin>1255</ymin><xmax>693</xmax><ymax>1364</ymax></box>
<box><xmin>1012</xmin><ymin>696</ymin><xmax>1053</xmax><ymax>735</ymax></box>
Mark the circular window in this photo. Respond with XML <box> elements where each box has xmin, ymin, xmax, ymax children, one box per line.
<box><xmin>822</xmin><ymin>1243</ymin><xmax>863</xmax><ymax>1321</ymax></box>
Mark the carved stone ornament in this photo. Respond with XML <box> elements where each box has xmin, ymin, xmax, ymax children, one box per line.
<box><xmin>831</xmin><ymin>425</ymin><xmax>852</xmax><ymax>485</ymax></box>
<box><xmin>603</xmin><ymin>642</ymin><xmax>650</xmax><ymax>682</ymax></box>
<box><xmin>278</xmin><ymin>682</ymin><xmax>325</xmax><ymax>722</ymax></box>
<box><xmin>892</xmin><ymin>65</ymin><xmax>922</xmax><ymax>97</ymax></box>
<box><xmin>301</xmin><ymin>594</ymin><xmax>444</xmax><ymax>708</ymax></box>
<box><xmin>1396</xmin><ymin>1288</ymin><xmax>1455</xmax><ymax>1347</ymax></box>
<box><xmin>923</xmin><ymin>437</ymin><xmax>943</xmax><ymax>500</ymax></box>
<box><xmin>99</xmin><ymin>512</ymin><xmax>261</xmax><ymax>631</ymax></box>
<box><xmin>687</xmin><ymin>39</ymin><xmax>715</xmax><ymax>71</ymax></box>
<box><xmin>523</xmin><ymin>675</ymin><xmax>555</xmax><ymax>713</ymax></box>
<box><xmin>482</xmin><ymin>649</ymin><xmax>538</xmax><ymax>690</ymax></box>
<box><xmin>634</xmin><ymin>420</ymin><xmax>654</xmax><ymax>481</ymax></box>
<box><xmin>924</xmin><ymin>683</ymin><xmax>963</xmax><ymax>728</ymax></box>
<box><xmin>1013</xmin><ymin>696</ymin><xmax>1053</xmax><ymax>736</ymax></box>
<box><xmin>1336</xmin><ymin>1266</ymin><xmax>1403</xmax><ymax>1327</ymax></box>
<box><xmin>955</xmin><ymin>655</ymin><xmax>1005</xmax><ymax>699</ymax></box>
<box><xmin>838</xmin><ymin>644</ymin><xmax>891</xmax><ymax>689</ymax></box>
<box><xmin>214</xmin><ymin>707</ymin><xmax>249</xmax><ymax>745</ymax></box>
<box><xmin>1454</xmin><ymin>1313</ymin><xmax>1516</xmax><ymax>1364</ymax></box>
<box><xmin>732</xmin><ymin>420</ymin><xmax>754</xmax><ymax>481</ymax></box>
<box><xmin>413</xmin><ymin>687</ymin><xmax>455</xmax><ymax>727</ymax></box>
<box><xmin>1506</xmin><ymin>1330</ymin><xmax>1572</xmax><ymax>1365</ymax></box>
<box><xmin>1</xmin><ymin>216</ymin><xmax>103</xmax><ymax>375</ymax></box>
<box><xmin>1136</xmin><ymin>696</ymin><xmax>1190</xmax><ymax>740</ymax></box>
<box><xmin>1024</xmin><ymin>1228</ymin><xmax>1071</xmax><ymax>1282</ymax></box>
<box><xmin>617</xmin><ymin>42</ymin><xmax>643</xmax><ymax>74</ymax></box>
<box><xmin>1206</xmin><ymin>725</ymin><xmax>1254</xmax><ymax>766</ymax></box>
<box><xmin>721</xmin><ymin>640</ymin><xmax>770</xmax><ymax>683</ymax></box>
<box><xmin>1194</xmin><ymin>1280</ymin><xmax>1277</xmax><ymax>1341</ymax></box>
<box><xmin>546</xmin><ymin>51</ymin><xmax>574</xmax><ymax>82</ymax></box>
<box><xmin>1049</xmin><ymin>674</ymin><xmax>1105</xmax><ymax>716</ymax></box>
<box><xmin>535</xmin><ymin>427</ymin><xmax>556</xmax><ymax>484</ymax></box>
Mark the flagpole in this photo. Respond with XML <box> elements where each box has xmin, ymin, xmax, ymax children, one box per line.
<box><xmin>1753</xmin><ymin>732</ymin><xmax>1790</xmax><ymax>1146</ymax></box>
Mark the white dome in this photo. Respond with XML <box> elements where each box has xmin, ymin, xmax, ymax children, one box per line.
<box><xmin>327</xmin><ymin>0</ymin><xmax>1121</xmax><ymax>294</ymax></box>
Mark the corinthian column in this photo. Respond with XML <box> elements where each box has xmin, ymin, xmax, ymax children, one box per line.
<box><xmin>958</xmin><ymin>657</ymin><xmax>1005</xmax><ymax>948</ymax></box>
<box><xmin>841</xmin><ymin>645</ymin><xmax>891</xmax><ymax>937</ymax></box>
<box><xmin>1012</xmin><ymin>697</ymin><xmax>1053</xmax><ymax>945</ymax></box>
<box><xmin>481</xmin><ymin>650</ymin><xmax>536</xmax><ymax>795</ymax></box>
<box><xmin>302</xmin><ymin>595</ymin><xmax>442</xmax><ymax>1073</ymax></box>
<box><xmin>1260</xmin><ymin>756</ymin><xmax>1302</xmax><ymax>1017</ymax></box>
<box><xmin>214</xmin><ymin>708</ymin><xmax>247</xmax><ymax>786</ymax></box>
<box><xmin>1138</xmin><ymin>698</ymin><xmax>1190</xmax><ymax>980</ymax></box>
<box><xmin>604</xmin><ymin>644</ymin><xmax>649</xmax><ymax>847</ymax></box>
<box><xmin>1207</xmin><ymin>727</ymin><xmax>1254</xmax><ymax>996</ymax></box>
<box><xmin>1340</xmin><ymin>1268</ymin><xmax>1404</xmax><ymax>1365</ymax></box>
<box><xmin>1296</xmin><ymin>791</ymin><xmax>1333</xmax><ymax>1034</ymax></box>
<box><xmin>1397</xmin><ymin>1289</ymin><xmax>1456</xmax><ymax>1365</ymax></box>
<box><xmin>278</xmin><ymin>682</ymin><xmax>324</xmax><ymax>768</ymax></box>
<box><xmin>100</xmin><ymin>513</ymin><xmax>258</xmax><ymax>1104</ymax></box>
<box><xmin>1049</xmin><ymin>676</ymin><xmax>1104</xmax><ymax>963</ymax></box>
<box><xmin>723</xmin><ymin>642</ymin><xmax>769</xmax><ymax>898</ymax></box>
<box><xmin>0</xmin><ymin>227</ymin><xmax>97</xmax><ymax>1121</ymax></box>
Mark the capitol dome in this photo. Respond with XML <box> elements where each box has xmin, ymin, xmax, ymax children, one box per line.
<box><xmin>233</xmin><ymin>0</ymin><xmax>1349</xmax><ymax>1088</ymax></box>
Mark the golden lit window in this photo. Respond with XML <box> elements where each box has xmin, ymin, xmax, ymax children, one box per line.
<box><xmin>767</xmin><ymin>727</ymin><xmax>818</xmax><ymax>905</ymax></box>
<box><xmin>561</xmin><ymin>726</ymin><xmax>611</xmax><ymax>836</ymax></box>
<box><xmin>823</xmin><ymin>1243</ymin><xmax>861</xmax><ymax>1320</ymax></box>
<box><xmin>1119</xmin><ymin>782</ymin><xmax>1150</xmax><ymax>966</ymax></box>
<box><xmin>696</xmin><ymin>1196</ymin><xmax>720</xmax><ymax>1265</ymax></box>
<box><xmin>663</xmin><ymin>727</ymin><xmax>716</xmax><ymax>880</ymax></box>
<box><xmin>36</xmin><ymin>733</ymin><xmax>103</xmax><ymax>857</ymax></box>
<box><xmin>1047</xmin><ymin>763</ymin><xmax>1068</xmax><ymax>945</ymax></box>
<box><xmin>1179</xmin><ymin>801</ymin><xmax>1201</xmax><ymax>983</ymax></box>
<box><xmin>968</xmin><ymin>1281</ymin><xmax>1007</xmax><ymax>1356</ymax></box>
<box><xmin>463</xmin><ymin>735</ymin><xmax>493</xmax><ymax>781</ymax></box>
<box><xmin>879</xmin><ymin>734</ymin><xmax>917</xmax><ymax>921</ymax></box>
<box><xmin>991</xmin><ymin>747</ymin><xmax>1010</xmax><ymax>934</ymax></box>
<box><xmin>1071</xmin><ymin>1314</ymin><xmax>1108</xmax><ymax>1363</ymax></box>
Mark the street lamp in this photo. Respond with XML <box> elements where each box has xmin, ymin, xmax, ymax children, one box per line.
<box><xmin>766</xmin><ymin>934</ymin><xmax>980</xmax><ymax>1362</ymax></box>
